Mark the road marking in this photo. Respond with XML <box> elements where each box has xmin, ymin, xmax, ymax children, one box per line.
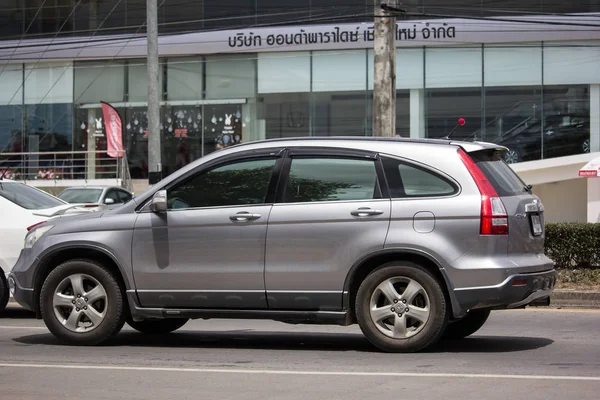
<box><xmin>506</xmin><ymin>308</ymin><xmax>600</xmax><ymax>314</ymax></box>
<box><xmin>0</xmin><ymin>326</ymin><xmax>47</xmax><ymax>330</ymax></box>
<box><xmin>0</xmin><ymin>363</ymin><xmax>598</xmax><ymax>381</ymax></box>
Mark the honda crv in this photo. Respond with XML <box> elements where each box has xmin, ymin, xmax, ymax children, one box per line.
<box><xmin>9</xmin><ymin>137</ymin><xmax>555</xmax><ymax>352</ymax></box>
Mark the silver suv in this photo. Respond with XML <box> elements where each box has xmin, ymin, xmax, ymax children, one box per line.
<box><xmin>9</xmin><ymin>137</ymin><xmax>555</xmax><ymax>352</ymax></box>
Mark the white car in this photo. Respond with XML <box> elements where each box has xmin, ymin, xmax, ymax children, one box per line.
<box><xmin>57</xmin><ymin>185</ymin><xmax>134</xmax><ymax>209</ymax></box>
<box><xmin>0</xmin><ymin>179</ymin><xmax>103</xmax><ymax>313</ymax></box>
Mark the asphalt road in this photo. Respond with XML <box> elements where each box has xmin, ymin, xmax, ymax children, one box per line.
<box><xmin>1</xmin><ymin>306</ymin><xmax>599</xmax><ymax>400</ymax></box>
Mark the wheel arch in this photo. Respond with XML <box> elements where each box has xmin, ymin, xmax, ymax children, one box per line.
<box><xmin>32</xmin><ymin>244</ymin><xmax>131</xmax><ymax>318</ymax></box>
<box><xmin>343</xmin><ymin>249</ymin><xmax>462</xmax><ymax>322</ymax></box>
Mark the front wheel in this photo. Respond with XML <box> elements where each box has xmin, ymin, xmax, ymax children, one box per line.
<box><xmin>442</xmin><ymin>309</ymin><xmax>491</xmax><ymax>340</ymax></box>
<box><xmin>40</xmin><ymin>259</ymin><xmax>126</xmax><ymax>345</ymax></box>
<box><xmin>127</xmin><ymin>318</ymin><xmax>189</xmax><ymax>334</ymax></box>
<box><xmin>355</xmin><ymin>262</ymin><xmax>448</xmax><ymax>353</ymax></box>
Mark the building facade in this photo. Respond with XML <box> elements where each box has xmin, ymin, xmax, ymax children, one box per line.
<box><xmin>1</xmin><ymin>1</ymin><xmax>600</xmax><ymax>221</ymax></box>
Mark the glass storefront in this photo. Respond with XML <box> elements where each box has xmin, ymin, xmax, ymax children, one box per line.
<box><xmin>1</xmin><ymin>41</ymin><xmax>599</xmax><ymax>178</ymax></box>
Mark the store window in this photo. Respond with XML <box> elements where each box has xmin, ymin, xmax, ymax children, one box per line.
<box><xmin>425</xmin><ymin>47</ymin><xmax>482</xmax><ymax>139</ymax></box>
<box><xmin>128</xmin><ymin>59</ymin><xmax>164</xmax><ymax>102</ymax></box>
<box><xmin>22</xmin><ymin>62</ymin><xmax>74</xmax><ymax>178</ymax></box>
<box><xmin>257</xmin><ymin>52</ymin><xmax>310</xmax><ymax>139</ymax></box>
<box><xmin>312</xmin><ymin>50</ymin><xmax>369</xmax><ymax>136</ymax></box>
<box><xmin>0</xmin><ymin>64</ymin><xmax>23</xmax><ymax>161</ymax></box>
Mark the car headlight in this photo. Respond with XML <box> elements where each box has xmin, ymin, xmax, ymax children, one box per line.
<box><xmin>24</xmin><ymin>225</ymin><xmax>53</xmax><ymax>249</ymax></box>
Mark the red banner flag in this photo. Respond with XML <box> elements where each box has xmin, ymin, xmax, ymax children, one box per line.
<box><xmin>101</xmin><ymin>101</ymin><xmax>124</xmax><ymax>158</ymax></box>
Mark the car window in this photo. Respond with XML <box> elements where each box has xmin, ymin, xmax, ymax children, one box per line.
<box><xmin>284</xmin><ymin>157</ymin><xmax>379</xmax><ymax>203</ymax></box>
<box><xmin>0</xmin><ymin>181</ymin><xmax>65</xmax><ymax>210</ymax></box>
<box><xmin>105</xmin><ymin>189</ymin><xmax>121</xmax><ymax>204</ymax></box>
<box><xmin>117</xmin><ymin>190</ymin><xmax>133</xmax><ymax>203</ymax></box>
<box><xmin>167</xmin><ymin>158</ymin><xmax>277</xmax><ymax>210</ymax></box>
<box><xmin>382</xmin><ymin>158</ymin><xmax>457</xmax><ymax>198</ymax></box>
<box><xmin>58</xmin><ymin>188</ymin><xmax>103</xmax><ymax>204</ymax></box>
<box><xmin>469</xmin><ymin>149</ymin><xmax>528</xmax><ymax>197</ymax></box>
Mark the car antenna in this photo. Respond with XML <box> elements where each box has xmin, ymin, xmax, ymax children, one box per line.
<box><xmin>442</xmin><ymin>118</ymin><xmax>466</xmax><ymax>140</ymax></box>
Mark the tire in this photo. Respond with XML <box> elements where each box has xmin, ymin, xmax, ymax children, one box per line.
<box><xmin>40</xmin><ymin>259</ymin><xmax>126</xmax><ymax>345</ymax></box>
<box><xmin>127</xmin><ymin>318</ymin><xmax>189</xmax><ymax>334</ymax></box>
<box><xmin>0</xmin><ymin>273</ymin><xmax>8</xmax><ymax>315</ymax></box>
<box><xmin>442</xmin><ymin>309</ymin><xmax>491</xmax><ymax>340</ymax></box>
<box><xmin>355</xmin><ymin>262</ymin><xmax>448</xmax><ymax>353</ymax></box>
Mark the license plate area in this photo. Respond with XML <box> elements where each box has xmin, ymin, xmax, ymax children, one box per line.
<box><xmin>530</xmin><ymin>213</ymin><xmax>542</xmax><ymax>236</ymax></box>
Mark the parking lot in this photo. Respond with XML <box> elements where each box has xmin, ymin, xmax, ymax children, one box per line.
<box><xmin>1</xmin><ymin>306</ymin><xmax>599</xmax><ymax>400</ymax></box>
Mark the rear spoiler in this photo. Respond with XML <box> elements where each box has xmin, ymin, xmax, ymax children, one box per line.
<box><xmin>451</xmin><ymin>141</ymin><xmax>508</xmax><ymax>153</ymax></box>
<box><xmin>33</xmin><ymin>203</ymin><xmax>107</xmax><ymax>218</ymax></box>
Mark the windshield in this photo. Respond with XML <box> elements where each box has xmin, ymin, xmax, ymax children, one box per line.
<box><xmin>470</xmin><ymin>149</ymin><xmax>529</xmax><ymax>196</ymax></box>
<box><xmin>58</xmin><ymin>189</ymin><xmax>103</xmax><ymax>204</ymax></box>
<box><xmin>0</xmin><ymin>181</ymin><xmax>66</xmax><ymax>210</ymax></box>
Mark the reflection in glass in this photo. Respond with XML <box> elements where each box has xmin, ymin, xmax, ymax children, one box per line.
<box><xmin>167</xmin><ymin>158</ymin><xmax>277</xmax><ymax>209</ymax></box>
<box><xmin>285</xmin><ymin>158</ymin><xmax>378</xmax><ymax>202</ymax></box>
<box><xmin>312</xmin><ymin>92</ymin><xmax>369</xmax><ymax>136</ymax></box>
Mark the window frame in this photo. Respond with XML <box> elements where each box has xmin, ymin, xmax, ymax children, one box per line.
<box><xmin>275</xmin><ymin>147</ymin><xmax>389</xmax><ymax>204</ymax></box>
<box><xmin>380</xmin><ymin>155</ymin><xmax>460</xmax><ymax>199</ymax></box>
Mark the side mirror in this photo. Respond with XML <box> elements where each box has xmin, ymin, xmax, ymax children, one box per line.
<box><xmin>104</xmin><ymin>198</ymin><xmax>115</xmax><ymax>205</ymax></box>
<box><xmin>150</xmin><ymin>190</ymin><xmax>168</xmax><ymax>213</ymax></box>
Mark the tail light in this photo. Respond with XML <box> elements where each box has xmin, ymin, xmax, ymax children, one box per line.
<box><xmin>27</xmin><ymin>221</ymin><xmax>46</xmax><ymax>231</ymax></box>
<box><xmin>457</xmin><ymin>149</ymin><xmax>508</xmax><ymax>235</ymax></box>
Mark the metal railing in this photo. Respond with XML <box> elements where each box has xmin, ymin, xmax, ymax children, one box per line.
<box><xmin>0</xmin><ymin>150</ymin><xmax>132</xmax><ymax>191</ymax></box>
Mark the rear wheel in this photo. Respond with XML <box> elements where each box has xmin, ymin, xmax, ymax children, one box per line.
<box><xmin>355</xmin><ymin>262</ymin><xmax>448</xmax><ymax>353</ymax></box>
<box><xmin>442</xmin><ymin>309</ymin><xmax>491</xmax><ymax>340</ymax></box>
<box><xmin>40</xmin><ymin>259</ymin><xmax>126</xmax><ymax>345</ymax></box>
<box><xmin>0</xmin><ymin>273</ymin><xmax>8</xmax><ymax>315</ymax></box>
<box><xmin>127</xmin><ymin>318</ymin><xmax>189</xmax><ymax>334</ymax></box>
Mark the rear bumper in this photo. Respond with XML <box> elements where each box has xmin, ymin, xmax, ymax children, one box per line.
<box><xmin>453</xmin><ymin>269</ymin><xmax>556</xmax><ymax>312</ymax></box>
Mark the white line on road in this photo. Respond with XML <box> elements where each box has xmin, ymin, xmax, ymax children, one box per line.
<box><xmin>0</xmin><ymin>326</ymin><xmax>47</xmax><ymax>330</ymax></box>
<box><xmin>0</xmin><ymin>363</ymin><xmax>599</xmax><ymax>381</ymax></box>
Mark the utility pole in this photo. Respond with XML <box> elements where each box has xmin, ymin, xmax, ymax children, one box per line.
<box><xmin>373</xmin><ymin>1</ymin><xmax>397</xmax><ymax>137</ymax></box>
<box><xmin>147</xmin><ymin>0</ymin><xmax>161</xmax><ymax>184</ymax></box>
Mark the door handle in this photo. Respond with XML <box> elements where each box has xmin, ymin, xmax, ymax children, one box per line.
<box><xmin>350</xmin><ymin>207</ymin><xmax>384</xmax><ymax>217</ymax></box>
<box><xmin>229</xmin><ymin>212</ymin><xmax>262</xmax><ymax>222</ymax></box>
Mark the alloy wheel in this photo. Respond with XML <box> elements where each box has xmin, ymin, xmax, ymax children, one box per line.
<box><xmin>369</xmin><ymin>277</ymin><xmax>431</xmax><ymax>339</ymax></box>
<box><xmin>52</xmin><ymin>273</ymin><xmax>108</xmax><ymax>333</ymax></box>
<box><xmin>583</xmin><ymin>139</ymin><xmax>590</xmax><ymax>153</ymax></box>
<box><xmin>504</xmin><ymin>149</ymin><xmax>519</xmax><ymax>164</ymax></box>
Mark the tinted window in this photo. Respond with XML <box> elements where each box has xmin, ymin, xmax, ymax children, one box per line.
<box><xmin>167</xmin><ymin>158</ymin><xmax>276</xmax><ymax>209</ymax></box>
<box><xmin>285</xmin><ymin>158</ymin><xmax>379</xmax><ymax>203</ymax></box>
<box><xmin>0</xmin><ymin>182</ymin><xmax>65</xmax><ymax>210</ymax></box>
<box><xmin>105</xmin><ymin>190</ymin><xmax>121</xmax><ymax>204</ymax></box>
<box><xmin>117</xmin><ymin>190</ymin><xmax>133</xmax><ymax>203</ymax></box>
<box><xmin>58</xmin><ymin>188</ymin><xmax>103</xmax><ymax>203</ymax></box>
<box><xmin>470</xmin><ymin>149</ymin><xmax>528</xmax><ymax>197</ymax></box>
<box><xmin>383</xmin><ymin>158</ymin><xmax>457</xmax><ymax>198</ymax></box>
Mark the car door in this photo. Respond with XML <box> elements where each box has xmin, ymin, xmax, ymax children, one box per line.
<box><xmin>132</xmin><ymin>149</ymin><xmax>283</xmax><ymax>309</ymax></box>
<box><xmin>264</xmin><ymin>147</ymin><xmax>391</xmax><ymax>311</ymax></box>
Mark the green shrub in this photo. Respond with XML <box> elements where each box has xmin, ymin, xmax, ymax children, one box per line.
<box><xmin>545</xmin><ymin>223</ymin><xmax>600</xmax><ymax>269</ymax></box>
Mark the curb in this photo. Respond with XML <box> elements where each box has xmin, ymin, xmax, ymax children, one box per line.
<box><xmin>550</xmin><ymin>290</ymin><xmax>600</xmax><ymax>309</ymax></box>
